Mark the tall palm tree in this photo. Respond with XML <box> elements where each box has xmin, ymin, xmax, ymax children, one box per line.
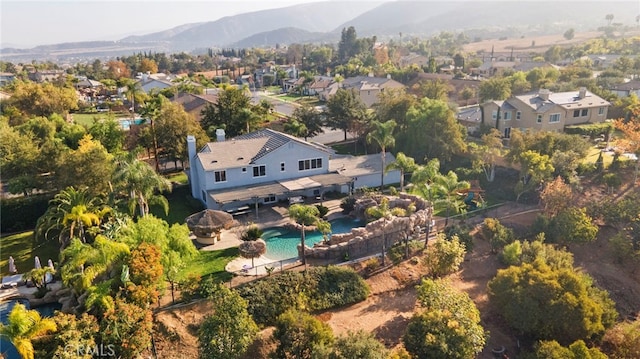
<box><xmin>367</xmin><ymin>120</ymin><xmax>397</xmax><ymax>190</ymax></box>
<box><xmin>385</xmin><ymin>152</ymin><xmax>417</xmax><ymax>192</ymax></box>
<box><xmin>288</xmin><ymin>204</ymin><xmax>327</xmax><ymax>266</ymax></box>
<box><xmin>112</xmin><ymin>153</ymin><xmax>171</xmax><ymax>217</ymax></box>
<box><xmin>0</xmin><ymin>303</ymin><xmax>56</xmax><ymax>359</ymax></box>
<box><xmin>35</xmin><ymin>186</ymin><xmax>106</xmax><ymax>247</ymax></box>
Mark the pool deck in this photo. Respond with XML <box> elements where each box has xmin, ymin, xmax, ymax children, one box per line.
<box><xmin>205</xmin><ymin>198</ymin><xmax>345</xmax><ymax>276</ymax></box>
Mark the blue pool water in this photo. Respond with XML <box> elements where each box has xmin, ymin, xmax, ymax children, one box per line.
<box><xmin>0</xmin><ymin>299</ymin><xmax>61</xmax><ymax>359</ymax></box>
<box><xmin>119</xmin><ymin>118</ymin><xmax>146</xmax><ymax>130</ymax></box>
<box><xmin>263</xmin><ymin>217</ymin><xmax>364</xmax><ymax>260</ymax></box>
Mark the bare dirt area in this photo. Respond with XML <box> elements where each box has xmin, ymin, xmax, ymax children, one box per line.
<box><xmin>151</xmin><ymin>196</ymin><xmax>640</xmax><ymax>358</ymax></box>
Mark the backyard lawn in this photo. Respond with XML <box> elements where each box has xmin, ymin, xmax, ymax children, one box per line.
<box><xmin>150</xmin><ymin>185</ymin><xmax>204</xmax><ymax>225</ymax></box>
<box><xmin>179</xmin><ymin>247</ymin><xmax>238</xmax><ymax>282</ymax></box>
<box><xmin>0</xmin><ymin>231</ymin><xmax>59</xmax><ymax>277</ymax></box>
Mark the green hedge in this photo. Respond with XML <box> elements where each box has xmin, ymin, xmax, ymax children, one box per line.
<box><xmin>564</xmin><ymin>123</ymin><xmax>614</xmax><ymax>138</ymax></box>
<box><xmin>1</xmin><ymin>195</ymin><xmax>51</xmax><ymax>233</ymax></box>
<box><xmin>236</xmin><ymin>266</ymin><xmax>369</xmax><ymax>326</ymax></box>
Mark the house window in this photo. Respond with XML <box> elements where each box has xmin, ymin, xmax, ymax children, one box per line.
<box><xmin>549</xmin><ymin>113</ymin><xmax>561</xmax><ymax>123</ymax></box>
<box><xmin>536</xmin><ymin>114</ymin><xmax>542</xmax><ymax>123</ymax></box>
<box><xmin>242</xmin><ymin>167</ymin><xmax>247</xmax><ymax>172</ymax></box>
<box><xmin>253</xmin><ymin>165</ymin><xmax>266</xmax><ymax>177</ymax></box>
<box><xmin>281</xmin><ymin>162</ymin><xmax>285</xmax><ymax>172</ymax></box>
<box><xmin>573</xmin><ymin>110</ymin><xmax>581</xmax><ymax>118</ymax></box>
<box><xmin>214</xmin><ymin>170</ymin><xmax>227</xmax><ymax>183</ymax></box>
<box><xmin>492</xmin><ymin>110</ymin><xmax>498</xmax><ymax>120</ymax></box>
<box><xmin>298</xmin><ymin>158</ymin><xmax>323</xmax><ymax>171</ymax></box>
<box><xmin>202</xmin><ymin>190</ymin><xmax>206</xmax><ymax>201</ymax></box>
<box><xmin>264</xmin><ymin>195</ymin><xmax>276</xmax><ymax>203</ymax></box>
<box><xmin>581</xmin><ymin>109</ymin><xmax>588</xmax><ymax>116</ymax></box>
<box><xmin>598</xmin><ymin>107</ymin><xmax>605</xmax><ymax>115</ymax></box>
<box><xmin>516</xmin><ymin>111</ymin><xmax>521</xmax><ymax>120</ymax></box>
<box><xmin>503</xmin><ymin>112</ymin><xmax>512</xmax><ymax>121</ymax></box>
<box><xmin>504</xmin><ymin>127</ymin><xmax>511</xmax><ymax>138</ymax></box>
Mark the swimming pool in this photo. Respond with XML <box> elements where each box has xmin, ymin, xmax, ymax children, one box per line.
<box><xmin>119</xmin><ymin>118</ymin><xmax>146</xmax><ymax>130</ymax></box>
<box><xmin>0</xmin><ymin>299</ymin><xmax>61</xmax><ymax>359</ymax></box>
<box><xmin>263</xmin><ymin>217</ymin><xmax>364</xmax><ymax>260</ymax></box>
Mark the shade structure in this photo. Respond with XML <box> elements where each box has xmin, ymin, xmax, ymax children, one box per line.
<box><xmin>34</xmin><ymin>256</ymin><xmax>41</xmax><ymax>269</ymax></box>
<box><xmin>238</xmin><ymin>239</ymin><xmax>267</xmax><ymax>268</ymax></box>
<box><xmin>48</xmin><ymin>259</ymin><xmax>55</xmax><ymax>270</ymax></box>
<box><xmin>186</xmin><ymin>209</ymin><xmax>236</xmax><ymax>244</ymax></box>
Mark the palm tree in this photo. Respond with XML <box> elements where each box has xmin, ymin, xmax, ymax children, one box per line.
<box><xmin>35</xmin><ymin>186</ymin><xmax>106</xmax><ymax>247</ymax></box>
<box><xmin>0</xmin><ymin>303</ymin><xmax>56</xmax><ymax>359</ymax></box>
<box><xmin>367</xmin><ymin>120</ymin><xmax>397</xmax><ymax>190</ymax></box>
<box><xmin>22</xmin><ymin>267</ymin><xmax>56</xmax><ymax>291</ymax></box>
<box><xmin>385</xmin><ymin>152</ymin><xmax>417</xmax><ymax>192</ymax></box>
<box><xmin>288</xmin><ymin>204</ymin><xmax>326</xmax><ymax>266</ymax></box>
<box><xmin>432</xmin><ymin>171</ymin><xmax>470</xmax><ymax>227</ymax></box>
<box><xmin>112</xmin><ymin>153</ymin><xmax>171</xmax><ymax>217</ymax></box>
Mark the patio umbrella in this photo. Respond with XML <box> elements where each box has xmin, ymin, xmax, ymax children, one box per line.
<box><xmin>34</xmin><ymin>256</ymin><xmax>41</xmax><ymax>269</ymax></box>
<box><xmin>48</xmin><ymin>259</ymin><xmax>55</xmax><ymax>270</ymax></box>
<box><xmin>238</xmin><ymin>239</ymin><xmax>267</xmax><ymax>268</ymax></box>
<box><xmin>185</xmin><ymin>209</ymin><xmax>236</xmax><ymax>239</ymax></box>
<box><xmin>8</xmin><ymin>256</ymin><xmax>17</xmax><ymax>274</ymax></box>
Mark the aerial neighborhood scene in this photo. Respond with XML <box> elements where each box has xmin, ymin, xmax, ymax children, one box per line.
<box><xmin>3</xmin><ymin>0</ymin><xmax>640</xmax><ymax>358</ymax></box>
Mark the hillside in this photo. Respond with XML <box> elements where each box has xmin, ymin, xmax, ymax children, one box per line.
<box><xmin>231</xmin><ymin>27</ymin><xmax>326</xmax><ymax>49</ymax></box>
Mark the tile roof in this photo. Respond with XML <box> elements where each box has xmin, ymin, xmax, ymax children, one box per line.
<box><xmin>329</xmin><ymin>153</ymin><xmax>397</xmax><ymax>177</ymax></box>
<box><xmin>512</xmin><ymin>89</ymin><xmax>610</xmax><ymax>113</ymax></box>
<box><xmin>610</xmin><ymin>80</ymin><xmax>640</xmax><ymax>91</ymax></box>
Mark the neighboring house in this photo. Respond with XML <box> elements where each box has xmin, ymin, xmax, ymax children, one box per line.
<box><xmin>456</xmin><ymin>105</ymin><xmax>483</xmax><ymax>135</ymax></box>
<box><xmin>307</xmin><ymin>76</ymin><xmax>334</xmax><ymax>96</ymax></box>
<box><xmin>0</xmin><ymin>72</ymin><xmax>16</xmax><ymax>86</ymax></box>
<box><xmin>399</xmin><ymin>53</ymin><xmax>429</xmax><ymax>68</ymax></box>
<box><xmin>283</xmin><ymin>77</ymin><xmax>305</xmax><ymax>93</ymax></box>
<box><xmin>333</xmin><ymin>75</ymin><xmax>405</xmax><ymax>108</ymax></box>
<box><xmin>472</xmin><ymin>60</ymin><xmax>516</xmax><ymax>77</ymax></box>
<box><xmin>609</xmin><ymin>80</ymin><xmax>640</xmax><ymax>98</ymax></box>
<box><xmin>329</xmin><ymin>153</ymin><xmax>401</xmax><ymax>190</ymax></box>
<box><xmin>171</xmin><ymin>92</ymin><xmax>218</xmax><ymax>122</ymax></box>
<box><xmin>480</xmin><ymin>88</ymin><xmax>610</xmax><ymax>138</ymax></box>
<box><xmin>76</xmin><ymin>78</ymin><xmax>104</xmax><ymax>89</ymax></box>
<box><xmin>28</xmin><ymin>70</ymin><xmax>65</xmax><ymax>83</ymax></box>
<box><xmin>187</xmin><ymin>129</ymin><xmax>352</xmax><ymax>211</ymax></box>
<box><xmin>586</xmin><ymin>54</ymin><xmax>622</xmax><ymax>69</ymax></box>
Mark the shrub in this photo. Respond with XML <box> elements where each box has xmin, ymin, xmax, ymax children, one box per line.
<box><xmin>340</xmin><ymin>196</ymin><xmax>356</xmax><ymax>214</ymax></box>
<box><xmin>330</xmin><ymin>330</ymin><xmax>389</xmax><ymax>359</ymax></box>
<box><xmin>362</xmin><ymin>257</ymin><xmax>380</xmax><ymax>275</ymax></box>
<box><xmin>391</xmin><ymin>207</ymin><xmax>407</xmax><ymax>217</ymax></box>
<box><xmin>601</xmin><ymin>319</ymin><xmax>640</xmax><ymax>359</ymax></box>
<box><xmin>444</xmin><ymin>223</ymin><xmax>474</xmax><ymax>251</ymax></box>
<box><xmin>315</xmin><ymin>205</ymin><xmax>329</xmax><ymax>218</ymax></box>
<box><xmin>306</xmin><ymin>266</ymin><xmax>370</xmax><ymax>311</ymax></box>
<box><xmin>422</xmin><ymin>234</ymin><xmax>466</xmax><ymax>278</ymax></box>
<box><xmin>500</xmin><ymin>240</ymin><xmax>522</xmax><ymax>265</ymax></box>
<box><xmin>481</xmin><ymin>218</ymin><xmax>515</xmax><ymax>253</ymax></box>
<box><xmin>273</xmin><ymin>309</ymin><xmax>334</xmax><ymax>359</ymax></box>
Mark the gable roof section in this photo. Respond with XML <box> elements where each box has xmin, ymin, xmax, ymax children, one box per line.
<box><xmin>610</xmin><ymin>80</ymin><xmax>640</xmax><ymax>92</ymax></box>
<box><xmin>341</xmin><ymin>76</ymin><xmax>404</xmax><ymax>91</ymax></box>
<box><xmin>198</xmin><ymin>129</ymin><xmax>331</xmax><ymax>171</ymax></box>
<box><xmin>511</xmin><ymin>89</ymin><xmax>610</xmax><ymax>113</ymax></box>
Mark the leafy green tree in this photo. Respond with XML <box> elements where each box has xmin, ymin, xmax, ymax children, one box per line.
<box><xmin>547</xmin><ymin>207</ymin><xmax>598</xmax><ymax>244</ymax></box>
<box><xmin>289</xmin><ymin>105</ymin><xmax>324</xmax><ymax>140</ymax></box>
<box><xmin>432</xmin><ymin>171</ymin><xmax>470</xmax><ymax>226</ymax></box>
<box><xmin>88</xmin><ymin>116</ymin><xmax>125</xmax><ymax>154</ymax></box>
<box><xmin>374</xmin><ymin>88</ymin><xmax>417</xmax><ymax>131</ymax></box>
<box><xmin>514</xmin><ymin>150</ymin><xmax>554</xmax><ymax>202</ymax></box>
<box><xmin>0</xmin><ymin>121</ymin><xmax>45</xmax><ymax>195</ymax></box>
<box><xmin>385</xmin><ymin>152</ymin><xmax>417</xmax><ymax>192</ymax></box>
<box><xmin>367</xmin><ymin>120</ymin><xmax>396</xmax><ymax>189</ymax></box>
<box><xmin>152</xmin><ymin>97</ymin><xmax>209</xmax><ymax>167</ymax></box>
<box><xmin>478</xmin><ymin>77</ymin><xmax>511</xmax><ymax>102</ymax></box>
<box><xmin>329</xmin><ymin>330</ymin><xmax>388</xmax><ymax>359</ymax></box>
<box><xmin>23</xmin><ymin>266</ymin><xmax>56</xmax><ymax>291</ymax></box>
<box><xmin>273</xmin><ymin>309</ymin><xmax>335</xmax><ymax>359</ymax></box>
<box><xmin>404</xmin><ymin>279</ymin><xmax>486</xmax><ymax>359</ymax></box>
<box><xmin>534</xmin><ymin>339</ymin><xmax>607</xmax><ymax>359</ymax></box>
<box><xmin>324</xmin><ymin>88</ymin><xmax>367</xmax><ymax>141</ymax></box>
<box><xmin>488</xmin><ymin>260</ymin><xmax>617</xmax><ymax>344</ymax></box>
<box><xmin>417</xmin><ymin>79</ymin><xmax>452</xmax><ymax>101</ymax></box>
<box><xmin>198</xmin><ymin>283</ymin><xmax>259</xmax><ymax>359</ymax></box>
<box><xmin>55</xmin><ymin>135</ymin><xmax>115</xmax><ymax>196</ymax></box>
<box><xmin>0</xmin><ymin>302</ymin><xmax>56</xmax><ymax>359</ymax></box>
<box><xmin>504</xmin><ymin>236</ymin><xmax>575</xmax><ymax>270</ymax></box>
<box><xmin>422</xmin><ymin>234</ymin><xmax>466</xmax><ymax>278</ymax></box>
<box><xmin>201</xmin><ymin>86</ymin><xmax>257</xmax><ymax>137</ymax></box>
<box><xmin>9</xmin><ymin>80</ymin><xmax>78</xmax><ymax>116</ymax></box>
<box><xmin>564</xmin><ymin>28</ymin><xmax>576</xmax><ymax>40</ymax></box>
<box><xmin>288</xmin><ymin>204</ymin><xmax>327</xmax><ymax>265</ymax></box>
<box><xmin>400</xmin><ymin>98</ymin><xmax>466</xmax><ymax>162</ymax></box>
<box><xmin>112</xmin><ymin>153</ymin><xmax>171</xmax><ymax>217</ymax></box>
<box><xmin>469</xmin><ymin>128</ymin><xmax>503</xmax><ymax>182</ymax></box>
<box><xmin>481</xmin><ymin>218</ymin><xmax>515</xmax><ymax>253</ymax></box>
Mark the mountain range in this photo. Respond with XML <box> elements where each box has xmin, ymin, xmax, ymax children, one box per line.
<box><xmin>1</xmin><ymin>1</ymin><xmax>638</xmax><ymax>61</ymax></box>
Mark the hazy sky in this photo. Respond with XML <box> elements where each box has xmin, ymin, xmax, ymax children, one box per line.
<box><xmin>0</xmin><ymin>0</ymin><xmax>328</xmax><ymax>48</ymax></box>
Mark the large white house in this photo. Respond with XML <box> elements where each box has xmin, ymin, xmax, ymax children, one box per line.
<box><xmin>187</xmin><ymin>129</ymin><xmax>401</xmax><ymax>211</ymax></box>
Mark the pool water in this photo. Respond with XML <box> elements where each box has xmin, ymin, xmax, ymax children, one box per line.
<box><xmin>119</xmin><ymin>118</ymin><xmax>146</xmax><ymax>130</ymax></box>
<box><xmin>263</xmin><ymin>217</ymin><xmax>364</xmax><ymax>260</ymax></box>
